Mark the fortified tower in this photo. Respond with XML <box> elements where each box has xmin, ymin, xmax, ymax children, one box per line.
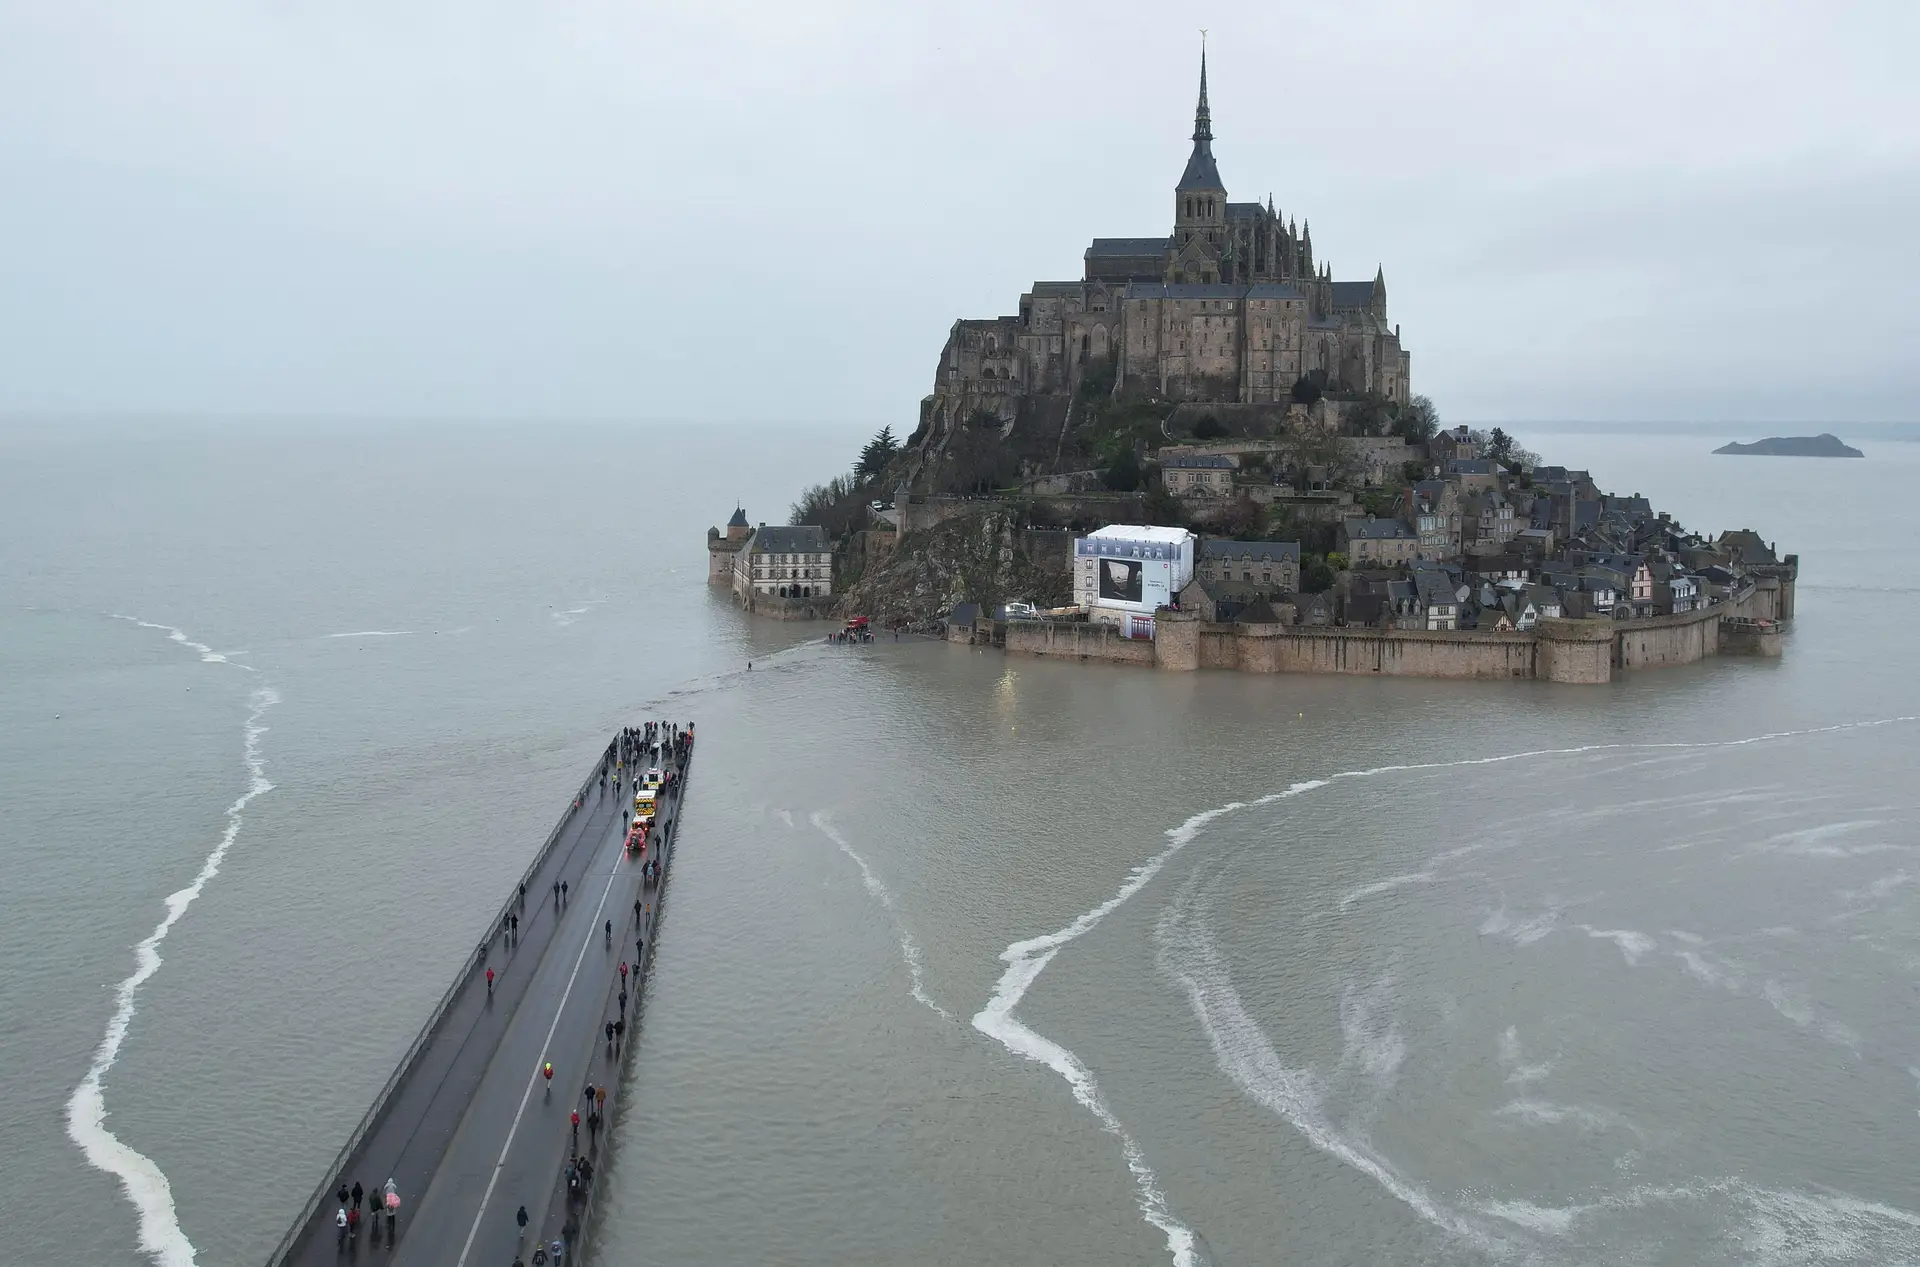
<box><xmin>707</xmin><ymin>506</ymin><xmax>751</xmax><ymax>585</ymax></box>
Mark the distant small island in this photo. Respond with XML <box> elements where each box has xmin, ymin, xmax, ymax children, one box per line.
<box><xmin>1714</xmin><ymin>433</ymin><xmax>1863</xmax><ymax>458</ymax></box>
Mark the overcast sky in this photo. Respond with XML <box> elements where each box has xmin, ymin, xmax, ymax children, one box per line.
<box><xmin>1</xmin><ymin>0</ymin><xmax>1915</xmax><ymax>425</ymax></box>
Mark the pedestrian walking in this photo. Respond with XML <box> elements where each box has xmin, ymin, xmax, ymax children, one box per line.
<box><xmin>510</xmin><ymin>913</ymin><xmax>519</xmax><ymax>936</ymax></box>
<box><xmin>618</xmin><ymin>989</ymin><xmax>627</xmax><ymax>1016</ymax></box>
<box><xmin>336</xmin><ymin>1207</ymin><xmax>348</xmax><ymax>1248</ymax></box>
<box><xmin>385</xmin><ymin>1201</ymin><xmax>396</xmax><ymax>1239</ymax></box>
<box><xmin>605</xmin><ymin>1019</ymin><xmax>614</xmax><ymax>1046</ymax></box>
<box><xmin>561</xmin><ymin>880</ymin><xmax>569</xmax><ymax>903</ymax></box>
<box><xmin>552</xmin><ymin>880</ymin><xmax>560</xmax><ymax>904</ymax></box>
<box><xmin>486</xmin><ymin>966</ymin><xmax>495</xmax><ymax>995</ymax></box>
<box><xmin>619</xmin><ymin>960</ymin><xmax>628</xmax><ymax>989</ymax></box>
<box><xmin>347</xmin><ymin>1205</ymin><xmax>359</xmax><ymax>1240</ymax></box>
<box><xmin>614</xmin><ymin>1017</ymin><xmax>625</xmax><ymax>1047</ymax></box>
<box><xmin>596</xmin><ymin>1084</ymin><xmax>607</xmax><ymax>1113</ymax></box>
<box><xmin>604</xmin><ymin>918</ymin><xmax>612</xmax><ymax>947</ymax></box>
<box><xmin>571</xmin><ymin>1109</ymin><xmax>580</xmax><ymax>1146</ymax></box>
<box><xmin>337</xmin><ymin>1182</ymin><xmax>349</xmax><ymax>1210</ymax></box>
<box><xmin>519</xmin><ymin>882</ymin><xmax>526</xmax><ymax>906</ymax></box>
<box><xmin>517</xmin><ymin>1204</ymin><xmax>529</xmax><ymax>1238</ymax></box>
<box><xmin>351</xmin><ymin>1180</ymin><xmax>363</xmax><ymax>1211</ymax></box>
<box><xmin>583</xmin><ymin>1082</ymin><xmax>595</xmax><ymax>1107</ymax></box>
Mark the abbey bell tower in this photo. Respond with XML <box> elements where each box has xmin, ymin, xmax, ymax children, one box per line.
<box><xmin>1170</xmin><ymin>44</ymin><xmax>1226</xmax><ymax>283</ymax></box>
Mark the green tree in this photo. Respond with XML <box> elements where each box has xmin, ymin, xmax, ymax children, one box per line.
<box><xmin>1192</xmin><ymin>413</ymin><xmax>1227</xmax><ymax>440</ymax></box>
<box><xmin>1141</xmin><ymin>484</ymin><xmax>1186</xmax><ymax>527</ymax></box>
<box><xmin>856</xmin><ymin>425</ymin><xmax>899</xmax><ymax>479</ymax></box>
<box><xmin>1485</xmin><ymin>426</ymin><xmax>1513</xmax><ymax>466</ymax></box>
<box><xmin>1392</xmin><ymin>395</ymin><xmax>1440</xmax><ymax>445</ymax></box>
<box><xmin>1104</xmin><ymin>446</ymin><xmax>1143</xmax><ymax>491</ymax></box>
<box><xmin>1327</xmin><ymin>551</ymin><xmax>1350</xmax><ymax>573</ymax></box>
<box><xmin>1290</xmin><ymin>373</ymin><xmax>1324</xmax><ymax>406</ymax></box>
<box><xmin>1300</xmin><ymin>555</ymin><xmax>1335</xmax><ymax>593</ymax></box>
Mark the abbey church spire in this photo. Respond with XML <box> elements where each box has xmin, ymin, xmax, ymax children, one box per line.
<box><xmin>1176</xmin><ymin>39</ymin><xmax>1224</xmax><ymax>194</ymax></box>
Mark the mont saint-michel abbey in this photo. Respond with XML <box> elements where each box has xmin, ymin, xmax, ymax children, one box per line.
<box><xmin>929</xmin><ymin>52</ymin><xmax>1412</xmax><ymax>430</ymax></box>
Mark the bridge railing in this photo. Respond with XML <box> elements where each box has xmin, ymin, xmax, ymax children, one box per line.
<box><xmin>262</xmin><ymin>744</ymin><xmax>611</xmax><ymax>1267</ymax></box>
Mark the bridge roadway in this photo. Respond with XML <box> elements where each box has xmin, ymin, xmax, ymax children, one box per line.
<box><xmin>271</xmin><ymin>742</ymin><xmax>688</xmax><ymax>1267</ymax></box>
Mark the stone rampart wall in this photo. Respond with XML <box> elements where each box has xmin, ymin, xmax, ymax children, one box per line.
<box><xmin>1255</xmin><ymin>627</ymin><xmax>1538</xmax><ymax>679</ymax></box>
<box><xmin>970</xmin><ymin>579</ymin><xmax>1793</xmax><ymax>683</ymax></box>
<box><xmin>1611</xmin><ymin>603</ymin><xmax>1719</xmax><ymax>669</ymax></box>
<box><xmin>1005</xmin><ymin>619</ymin><xmax>1157</xmax><ymax>666</ymax></box>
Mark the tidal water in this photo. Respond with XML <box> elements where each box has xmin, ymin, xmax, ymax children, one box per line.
<box><xmin>2</xmin><ymin>419</ymin><xmax>1918</xmax><ymax>1267</ymax></box>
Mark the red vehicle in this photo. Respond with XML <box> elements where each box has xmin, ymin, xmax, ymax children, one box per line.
<box><xmin>845</xmin><ymin>615</ymin><xmax>869</xmax><ymax>632</ymax></box>
<box><xmin>626</xmin><ymin>820</ymin><xmax>650</xmax><ymax>856</ymax></box>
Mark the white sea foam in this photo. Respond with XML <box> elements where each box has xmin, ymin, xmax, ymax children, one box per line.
<box><xmin>67</xmin><ymin>677</ymin><xmax>277</xmax><ymax>1267</ymax></box>
<box><xmin>1580</xmin><ymin>925</ymin><xmax>1656</xmax><ymax>965</ymax></box>
<box><xmin>1479</xmin><ymin>900</ymin><xmax>1562</xmax><ymax>945</ymax></box>
<box><xmin>1670</xmin><ymin>948</ymin><xmax>1860</xmax><ymax>1051</ymax></box>
<box><xmin>1494</xmin><ymin>1097</ymin><xmax>1634</xmax><ymax>1134</ymax></box>
<box><xmin>550</xmin><ymin>598</ymin><xmax>607</xmax><ymax>627</ymax></box>
<box><xmin>1676</xmin><ymin>949</ymin><xmax>1737</xmax><ymax>990</ymax></box>
<box><xmin>1336</xmin><ymin>869</ymin><xmax>1438</xmax><ymax>911</ymax></box>
<box><xmin>975</xmin><ymin>715</ymin><xmax>1920</xmax><ymax>1265</ymax></box>
<box><xmin>111</xmin><ymin>614</ymin><xmax>251</xmax><ymax>670</ymax></box>
<box><xmin>776</xmin><ymin>809</ymin><xmax>795</xmax><ymax>829</ymax></box>
<box><xmin>1157</xmin><ymin>873</ymin><xmax>1512</xmax><ymax>1259</ymax></box>
<box><xmin>1496</xmin><ymin>1026</ymin><xmax>1553</xmax><ymax>1085</ymax></box>
<box><xmin>812</xmin><ymin>813</ymin><xmax>951</xmax><ymax>1020</ymax></box>
<box><xmin>1480</xmin><ymin>1199</ymin><xmax>1587</xmax><ymax>1234</ymax></box>
<box><xmin>1758</xmin><ymin>819</ymin><xmax>1898</xmax><ymax>858</ymax></box>
<box><xmin>1666</xmin><ymin>928</ymin><xmax>1706</xmax><ymax>945</ymax></box>
<box><xmin>325</xmin><ymin>630</ymin><xmax>413</xmax><ymax>638</ymax></box>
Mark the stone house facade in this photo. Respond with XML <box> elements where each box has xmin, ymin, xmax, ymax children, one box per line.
<box><xmin>1163</xmin><ymin>454</ymin><xmax>1237</xmax><ymax>497</ymax></box>
<box><xmin>1339</xmin><ymin>516</ymin><xmax>1417</xmax><ymax>566</ymax></box>
<box><xmin>1195</xmin><ymin>538</ymin><xmax>1300</xmax><ymax>591</ymax></box>
<box><xmin>731</xmin><ymin>524</ymin><xmax>834</xmax><ymax>601</ymax></box>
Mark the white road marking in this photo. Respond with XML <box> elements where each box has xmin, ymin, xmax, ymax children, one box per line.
<box><xmin>453</xmin><ymin>821</ymin><xmax>628</xmax><ymax>1267</ymax></box>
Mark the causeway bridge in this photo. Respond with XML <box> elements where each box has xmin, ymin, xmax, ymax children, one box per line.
<box><xmin>265</xmin><ymin>728</ymin><xmax>694</xmax><ymax>1267</ymax></box>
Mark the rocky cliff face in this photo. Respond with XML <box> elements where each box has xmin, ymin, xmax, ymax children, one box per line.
<box><xmin>838</xmin><ymin>507</ymin><xmax>1073</xmax><ymax>625</ymax></box>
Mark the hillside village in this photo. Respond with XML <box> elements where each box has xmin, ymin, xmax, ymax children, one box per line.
<box><xmin>705</xmin><ymin>50</ymin><xmax>1795</xmax><ymax>676</ymax></box>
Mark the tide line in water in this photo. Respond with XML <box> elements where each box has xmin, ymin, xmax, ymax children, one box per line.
<box><xmin>72</xmin><ymin>620</ymin><xmax>277</xmax><ymax>1266</ymax></box>
<box><xmin>975</xmin><ymin>713</ymin><xmax>1920</xmax><ymax>1265</ymax></box>
<box><xmin>811</xmin><ymin>812</ymin><xmax>951</xmax><ymax>1021</ymax></box>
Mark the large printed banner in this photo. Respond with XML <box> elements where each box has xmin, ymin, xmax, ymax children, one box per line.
<box><xmin>1098</xmin><ymin>558</ymin><xmax>1144</xmax><ymax>604</ymax></box>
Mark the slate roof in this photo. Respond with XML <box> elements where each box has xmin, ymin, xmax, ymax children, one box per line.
<box><xmin>1226</xmin><ymin>201</ymin><xmax>1265</xmax><ymax>220</ymax></box>
<box><xmin>748</xmin><ymin>524</ymin><xmax>829</xmax><ymax>555</ymax></box>
<box><xmin>1124</xmin><ymin>282</ymin><xmax>1242</xmax><ymax>300</ymax></box>
<box><xmin>1330</xmin><ymin>281</ymin><xmax>1377</xmax><ymax>309</ymax></box>
<box><xmin>727</xmin><ymin>506</ymin><xmax>749</xmax><ymax>528</ymax></box>
<box><xmin>1414</xmin><ymin>570</ymin><xmax>1459</xmax><ymax>606</ymax></box>
<box><xmin>1165</xmin><ymin>455</ymin><xmax>1236</xmax><ymax>470</ymax></box>
<box><xmin>1244</xmin><ymin>283</ymin><xmax>1306</xmax><ymax>300</ymax></box>
<box><xmin>1087</xmin><ymin>237</ymin><xmax>1171</xmax><ymax>258</ymax></box>
<box><xmin>1200</xmin><ymin>539</ymin><xmax>1301</xmax><ymax>563</ymax></box>
<box><xmin>1343</xmin><ymin>518</ymin><xmax>1416</xmax><ymax>541</ymax></box>
<box><xmin>1028</xmin><ymin>281</ymin><xmax>1084</xmax><ymax>297</ymax></box>
<box><xmin>1448</xmin><ymin>459</ymin><xmax>1497</xmax><ymax>475</ymax></box>
<box><xmin>1178</xmin><ymin>140</ymin><xmax>1223</xmax><ymax>191</ymax></box>
<box><xmin>1717</xmin><ymin>529</ymin><xmax>1777</xmax><ymax>565</ymax></box>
